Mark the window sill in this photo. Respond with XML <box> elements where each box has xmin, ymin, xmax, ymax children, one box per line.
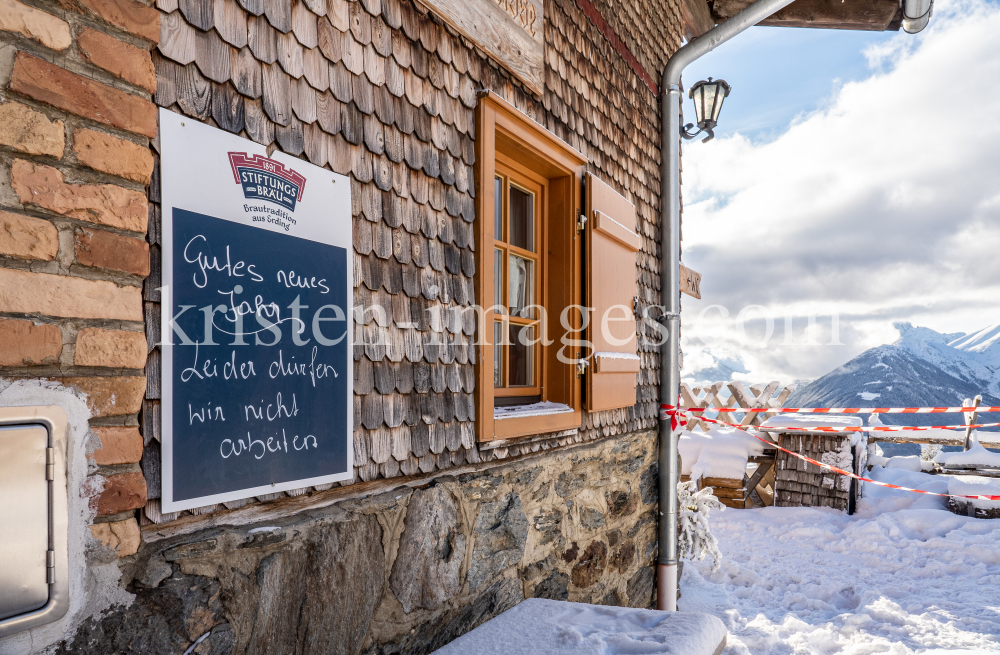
<box><xmin>489</xmin><ymin>408</ymin><xmax>582</xmax><ymax>441</ymax></box>
<box><xmin>478</xmin><ymin>427</ymin><xmax>579</xmax><ymax>451</ymax></box>
<box><xmin>494</xmin><ymin>401</ymin><xmax>574</xmax><ymax>420</ymax></box>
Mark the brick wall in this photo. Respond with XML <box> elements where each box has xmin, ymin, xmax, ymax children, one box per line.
<box><xmin>0</xmin><ymin>0</ymin><xmax>159</xmax><ymax>558</ymax></box>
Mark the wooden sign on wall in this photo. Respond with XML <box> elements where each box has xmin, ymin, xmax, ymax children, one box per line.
<box><xmin>417</xmin><ymin>0</ymin><xmax>544</xmax><ymax>95</ymax></box>
<box><xmin>680</xmin><ymin>264</ymin><xmax>702</xmax><ymax>299</ymax></box>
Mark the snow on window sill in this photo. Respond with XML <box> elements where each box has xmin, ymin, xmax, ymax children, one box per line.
<box><xmin>593</xmin><ymin>351</ymin><xmax>640</xmax><ymax>360</ymax></box>
<box><xmin>494</xmin><ymin>401</ymin><xmax>574</xmax><ymax>420</ymax></box>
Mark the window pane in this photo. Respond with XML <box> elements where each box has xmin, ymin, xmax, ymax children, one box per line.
<box><xmin>509</xmin><ymin>185</ymin><xmax>533</xmax><ymax>251</ymax></box>
<box><xmin>494</xmin><ymin>321</ymin><xmax>503</xmax><ymax>387</ymax></box>
<box><xmin>494</xmin><ymin>249</ymin><xmax>503</xmax><ymax>308</ymax></box>
<box><xmin>509</xmin><ymin>325</ymin><xmax>534</xmax><ymax>387</ymax></box>
<box><xmin>509</xmin><ymin>254</ymin><xmax>533</xmax><ymax>318</ymax></box>
<box><xmin>494</xmin><ymin>176</ymin><xmax>503</xmax><ymax>240</ymax></box>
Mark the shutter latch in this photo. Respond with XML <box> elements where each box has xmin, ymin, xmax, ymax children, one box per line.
<box><xmin>576</xmin><ymin>359</ymin><xmax>589</xmax><ymax>378</ymax></box>
<box><xmin>576</xmin><ymin>211</ymin><xmax>587</xmax><ymax>234</ymax></box>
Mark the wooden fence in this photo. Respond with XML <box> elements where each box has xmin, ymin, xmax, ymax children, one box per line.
<box><xmin>679</xmin><ymin>380</ymin><xmax>795</xmax><ymax>433</ymax></box>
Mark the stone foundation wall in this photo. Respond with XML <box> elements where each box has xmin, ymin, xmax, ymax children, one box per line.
<box><xmin>54</xmin><ymin>430</ymin><xmax>659</xmax><ymax>654</ymax></box>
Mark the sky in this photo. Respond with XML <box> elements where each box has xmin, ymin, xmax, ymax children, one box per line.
<box><xmin>677</xmin><ymin>0</ymin><xmax>1000</xmax><ymax>385</ymax></box>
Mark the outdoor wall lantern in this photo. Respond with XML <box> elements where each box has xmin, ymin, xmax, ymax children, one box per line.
<box><xmin>681</xmin><ymin>78</ymin><xmax>731</xmax><ymax>143</ymax></box>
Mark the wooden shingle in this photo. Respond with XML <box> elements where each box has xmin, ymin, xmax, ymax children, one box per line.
<box><xmin>181</xmin><ymin>0</ymin><xmax>215</xmax><ymax>30</ymax></box>
<box><xmin>248</xmin><ymin>14</ymin><xmax>279</xmax><ymax>62</ymax></box>
<box><xmin>261</xmin><ymin>61</ymin><xmax>292</xmax><ymax>124</ymax></box>
<box><xmin>232</xmin><ymin>46</ymin><xmax>263</xmax><ymax>97</ymax></box>
<box><xmin>159</xmin><ymin>11</ymin><xmax>198</xmax><ymax>65</ymax></box>
<box><xmin>264</xmin><ymin>0</ymin><xmax>292</xmax><ymax>32</ymax></box>
<box><xmin>215</xmin><ymin>0</ymin><xmax>249</xmax><ymax>47</ymax></box>
<box><xmin>176</xmin><ymin>63</ymin><xmax>212</xmax><ymax>118</ymax></box>
<box><xmin>194</xmin><ymin>27</ymin><xmax>233</xmax><ymax>83</ymax></box>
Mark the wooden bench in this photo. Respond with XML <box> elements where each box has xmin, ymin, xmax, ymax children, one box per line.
<box><xmin>698</xmin><ymin>453</ymin><xmax>776</xmax><ymax>509</ymax></box>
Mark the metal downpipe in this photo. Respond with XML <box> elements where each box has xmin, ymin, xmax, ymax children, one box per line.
<box><xmin>903</xmin><ymin>0</ymin><xmax>933</xmax><ymax>33</ymax></box>
<box><xmin>655</xmin><ymin>0</ymin><xmax>797</xmax><ymax>612</ymax></box>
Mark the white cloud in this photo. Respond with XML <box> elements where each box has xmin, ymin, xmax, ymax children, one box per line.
<box><xmin>680</xmin><ymin>0</ymin><xmax>1000</xmax><ymax>385</ymax></box>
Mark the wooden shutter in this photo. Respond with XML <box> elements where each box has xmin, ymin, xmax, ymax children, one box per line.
<box><xmin>585</xmin><ymin>173</ymin><xmax>641</xmax><ymax>411</ymax></box>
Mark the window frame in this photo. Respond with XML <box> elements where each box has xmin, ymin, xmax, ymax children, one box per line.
<box><xmin>474</xmin><ymin>91</ymin><xmax>587</xmax><ymax>443</ymax></box>
<box><xmin>493</xmin><ymin>160</ymin><xmax>545</xmax><ymax>398</ymax></box>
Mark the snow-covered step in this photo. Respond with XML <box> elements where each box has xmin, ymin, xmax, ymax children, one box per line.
<box><xmin>947</xmin><ymin>476</ymin><xmax>1000</xmax><ymax>518</ymax></box>
<box><xmin>431</xmin><ymin>598</ymin><xmax>728</xmax><ymax>655</ymax></box>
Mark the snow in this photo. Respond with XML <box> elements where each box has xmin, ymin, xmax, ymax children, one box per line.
<box><xmin>885</xmin><ymin>455</ymin><xmax>922</xmax><ymax>472</ymax></box>
<box><xmin>593</xmin><ymin>351</ymin><xmax>640</xmax><ymax>360</ymax></box>
<box><xmin>680</xmin><ymin>466</ymin><xmax>1000</xmax><ymax>654</ymax></box>
<box><xmin>247</xmin><ymin>526</ymin><xmax>281</xmax><ymax>534</ymax></box>
<box><xmin>494</xmin><ymin>401</ymin><xmax>573</xmax><ymax>420</ymax></box>
<box><xmin>869</xmin><ymin>454</ymin><xmax>890</xmax><ymax>468</ymax></box>
<box><xmin>951</xmin><ymin>321</ymin><xmax>1000</xmax><ymax>370</ymax></box>
<box><xmin>858</xmin><ymin>391</ymin><xmax>881</xmax><ymax>401</ymax></box>
<box><xmin>934</xmin><ymin>433</ymin><xmax>1000</xmax><ymax>469</ymax></box>
<box><xmin>759</xmin><ymin>415</ymin><xmax>863</xmax><ymax>433</ymax></box>
<box><xmin>679</xmin><ymin>432</ymin><xmax>708</xmax><ymax>476</ymax></box>
<box><xmin>948</xmin><ymin>477</ymin><xmax>1000</xmax><ymax>511</ymax></box>
<box><xmin>431</xmin><ymin>598</ymin><xmax>728</xmax><ymax>655</ymax></box>
<box><xmin>893</xmin><ymin>321</ymin><xmax>1000</xmax><ymax>396</ymax></box>
<box><xmin>679</xmin><ymin>426</ymin><xmax>770</xmax><ymax>481</ymax></box>
<box><xmin>820</xmin><ymin>444</ymin><xmax>854</xmax><ymax>492</ymax></box>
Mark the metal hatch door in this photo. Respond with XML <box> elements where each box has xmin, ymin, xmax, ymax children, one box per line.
<box><xmin>0</xmin><ymin>405</ymin><xmax>69</xmax><ymax>639</ymax></box>
<box><xmin>0</xmin><ymin>424</ymin><xmax>50</xmax><ymax>621</ymax></box>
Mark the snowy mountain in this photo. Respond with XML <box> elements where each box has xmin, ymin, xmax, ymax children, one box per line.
<box><xmin>894</xmin><ymin>322</ymin><xmax>1000</xmax><ymax>396</ymax></box>
<box><xmin>788</xmin><ymin>321</ymin><xmax>1000</xmax><ymax>427</ymax></box>
<box><xmin>950</xmin><ymin>322</ymin><xmax>1000</xmax><ymax>371</ymax></box>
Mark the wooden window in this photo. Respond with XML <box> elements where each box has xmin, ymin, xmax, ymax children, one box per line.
<box><xmin>475</xmin><ymin>92</ymin><xmax>586</xmax><ymax>442</ymax></box>
<box><xmin>492</xmin><ymin>166</ymin><xmax>544</xmax><ymax>401</ymax></box>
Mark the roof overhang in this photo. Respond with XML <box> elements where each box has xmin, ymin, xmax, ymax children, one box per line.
<box><xmin>681</xmin><ymin>0</ymin><xmax>905</xmax><ymax>39</ymax></box>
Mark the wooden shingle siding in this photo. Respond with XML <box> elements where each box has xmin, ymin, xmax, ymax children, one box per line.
<box><xmin>142</xmin><ymin>0</ymin><xmax>674</xmax><ymax>523</ymax></box>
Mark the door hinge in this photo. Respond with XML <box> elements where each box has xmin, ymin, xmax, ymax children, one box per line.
<box><xmin>46</xmin><ymin>446</ymin><xmax>55</xmax><ymax>481</ymax></box>
<box><xmin>576</xmin><ymin>211</ymin><xmax>587</xmax><ymax>234</ymax></box>
<box><xmin>576</xmin><ymin>359</ymin><xmax>589</xmax><ymax>378</ymax></box>
<box><xmin>46</xmin><ymin>549</ymin><xmax>55</xmax><ymax>584</ymax></box>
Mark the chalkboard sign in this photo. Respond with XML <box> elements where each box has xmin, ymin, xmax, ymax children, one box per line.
<box><xmin>159</xmin><ymin>110</ymin><xmax>353</xmax><ymax>512</ymax></box>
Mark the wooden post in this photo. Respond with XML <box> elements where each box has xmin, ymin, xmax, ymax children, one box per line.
<box><xmin>963</xmin><ymin>395</ymin><xmax>982</xmax><ymax>451</ymax></box>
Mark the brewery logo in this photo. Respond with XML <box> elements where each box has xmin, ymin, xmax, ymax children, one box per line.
<box><xmin>228</xmin><ymin>152</ymin><xmax>306</xmax><ymax>212</ymax></box>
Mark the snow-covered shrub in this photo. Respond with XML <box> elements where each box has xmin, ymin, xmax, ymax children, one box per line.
<box><xmin>677</xmin><ymin>480</ymin><xmax>723</xmax><ymax>572</ymax></box>
<box><xmin>921</xmin><ymin>443</ymin><xmax>943</xmax><ymax>461</ymax></box>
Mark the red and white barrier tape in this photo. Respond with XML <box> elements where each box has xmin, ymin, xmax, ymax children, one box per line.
<box><xmin>659</xmin><ymin>405</ymin><xmax>1000</xmax><ymax>502</ymax></box>
<box><xmin>659</xmin><ymin>404</ymin><xmax>1000</xmax><ymax>432</ymax></box>
<box><xmin>681</xmin><ymin>406</ymin><xmax>1000</xmax><ymax>414</ymax></box>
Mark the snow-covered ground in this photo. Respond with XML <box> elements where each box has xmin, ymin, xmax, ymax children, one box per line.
<box><xmin>681</xmin><ymin>467</ymin><xmax>1000</xmax><ymax>654</ymax></box>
